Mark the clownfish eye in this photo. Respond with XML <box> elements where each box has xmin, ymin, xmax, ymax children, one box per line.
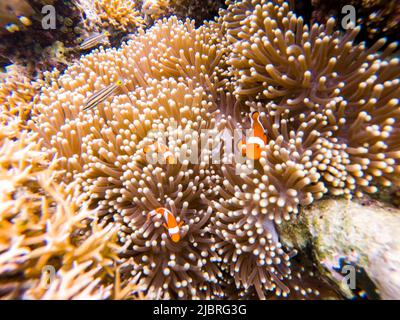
<box><xmin>116</xmin><ymin>80</ymin><xmax>122</xmax><ymax>86</ymax></box>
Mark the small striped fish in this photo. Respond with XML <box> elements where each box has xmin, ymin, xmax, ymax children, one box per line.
<box><xmin>79</xmin><ymin>31</ymin><xmax>110</xmax><ymax>51</ymax></box>
<box><xmin>82</xmin><ymin>80</ymin><xmax>123</xmax><ymax>111</ymax></box>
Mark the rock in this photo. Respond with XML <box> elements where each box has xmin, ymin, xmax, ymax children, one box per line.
<box><xmin>279</xmin><ymin>197</ymin><xmax>400</xmax><ymax>299</ymax></box>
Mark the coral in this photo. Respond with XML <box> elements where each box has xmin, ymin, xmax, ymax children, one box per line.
<box><xmin>0</xmin><ymin>65</ymin><xmax>38</xmax><ymax>127</ymax></box>
<box><xmin>140</xmin><ymin>0</ymin><xmax>226</xmax><ymax>25</ymax></box>
<box><xmin>24</xmin><ymin>261</ymin><xmax>112</xmax><ymax>300</ymax></box>
<box><xmin>0</xmin><ymin>119</ymin><xmax>142</xmax><ymax>299</ymax></box>
<box><xmin>93</xmin><ymin>0</ymin><xmax>145</xmax><ymax>32</ymax></box>
<box><xmin>279</xmin><ymin>197</ymin><xmax>400</xmax><ymax>299</ymax></box>
<box><xmin>142</xmin><ymin>0</ymin><xmax>170</xmax><ymax>20</ymax></box>
<box><xmin>27</xmin><ymin>9</ymin><xmax>342</xmax><ymax>298</ymax></box>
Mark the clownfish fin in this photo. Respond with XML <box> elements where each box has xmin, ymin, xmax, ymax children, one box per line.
<box><xmin>251</xmin><ymin>111</ymin><xmax>266</xmax><ymax>139</ymax></box>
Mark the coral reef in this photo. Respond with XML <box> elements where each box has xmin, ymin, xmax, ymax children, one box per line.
<box><xmin>0</xmin><ymin>65</ymin><xmax>38</xmax><ymax>127</ymax></box>
<box><xmin>0</xmin><ymin>1</ymin><xmax>84</xmax><ymax>73</ymax></box>
<box><xmin>142</xmin><ymin>0</ymin><xmax>170</xmax><ymax>20</ymax></box>
<box><xmin>0</xmin><ymin>123</ymin><xmax>144</xmax><ymax>299</ymax></box>
<box><xmin>0</xmin><ymin>0</ymin><xmax>399</xmax><ymax>300</ymax></box>
<box><xmin>0</xmin><ymin>0</ymin><xmax>227</xmax><ymax>72</ymax></box>
<box><xmin>225</xmin><ymin>0</ymin><xmax>400</xmax><ymax>200</ymax></box>
<box><xmin>29</xmin><ymin>17</ymin><xmax>230</xmax><ymax>298</ymax></box>
<box><xmin>26</xmin><ymin>11</ymin><xmax>340</xmax><ymax>298</ymax></box>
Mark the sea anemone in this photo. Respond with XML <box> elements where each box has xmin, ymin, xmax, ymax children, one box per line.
<box><xmin>31</xmin><ymin>72</ymin><xmax>227</xmax><ymax>298</ymax></box>
<box><xmin>224</xmin><ymin>0</ymin><xmax>400</xmax><ymax>198</ymax></box>
<box><xmin>30</xmin><ymin>16</ymin><xmax>227</xmax><ymax>178</ymax></box>
<box><xmin>0</xmin><ymin>1</ymin><xmax>84</xmax><ymax>72</ymax></box>
<box><xmin>113</xmin><ymin>119</ymin><xmax>225</xmax><ymax>299</ymax></box>
<box><xmin>1</xmin><ymin>0</ymin><xmax>398</xmax><ymax>300</ymax></box>
<box><xmin>29</xmin><ymin>15</ymin><xmax>228</xmax><ymax>296</ymax></box>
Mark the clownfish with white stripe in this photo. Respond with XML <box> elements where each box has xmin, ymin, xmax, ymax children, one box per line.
<box><xmin>144</xmin><ymin>141</ymin><xmax>176</xmax><ymax>164</ymax></box>
<box><xmin>238</xmin><ymin>111</ymin><xmax>267</xmax><ymax>160</ymax></box>
<box><xmin>147</xmin><ymin>207</ymin><xmax>184</xmax><ymax>242</ymax></box>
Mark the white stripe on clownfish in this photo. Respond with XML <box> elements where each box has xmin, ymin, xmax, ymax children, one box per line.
<box><xmin>247</xmin><ymin>136</ymin><xmax>266</xmax><ymax>148</ymax></box>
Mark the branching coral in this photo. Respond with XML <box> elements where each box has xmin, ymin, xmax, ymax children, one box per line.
<box><xmin>0</xmin><ymin>65</ymin><xmax>38</xmax><ymax>127</ymax></box>
<box><xmin>0</xmin><ymin>118</ymin><xmax>143</xmax><ymax>299</ymax></box>
<box><xmin>93</xmin><ymin>0</ymin><xmax>145</xmax><ymax>32</ymax></box>
<box><xmin>142</xmin><ymin>0</ymin><xmax>170</xmax><ymax>20</ymax></box>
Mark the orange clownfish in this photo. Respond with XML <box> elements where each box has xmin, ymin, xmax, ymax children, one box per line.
<box><xmin>147</xmin><ymin>207</ymin><xmax>183</xmax><ymax>242</ymax></box>
<box><xmin>144</xmin><ymin>142</ymin><xmax>176</xmax><ymax>164</ymax></box>
<box><xmin>238</xmin><ymin>111</ymin><xmax>267</xmax><ymax>160</ymax></box>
